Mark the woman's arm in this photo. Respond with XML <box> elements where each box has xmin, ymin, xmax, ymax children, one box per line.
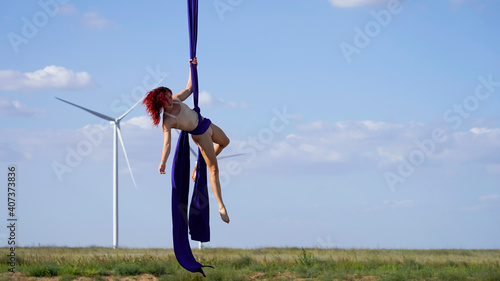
<box><xmin>159</xmin><ymin>123</ymin><xmax>172</xmax><ymax>174</ymax></box>
<box><xmin>173</xmin><ymin>57</ymin><xmax>198</xmax><ymax>102</ymax></box>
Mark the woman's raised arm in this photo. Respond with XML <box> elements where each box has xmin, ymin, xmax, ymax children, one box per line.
<box><xmin>173</xmin><ymin>57</ymin><xmax>198</xmax><ymax>101</ymax></box>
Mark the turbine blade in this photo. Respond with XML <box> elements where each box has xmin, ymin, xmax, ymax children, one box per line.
<box><xmin>117</xmin><ymin>124</ymin><xmax>138</xmax><ymax>189</ymax></box>
<box><xmin>117</xmin><ymin>73</ymin><xmax>169</xmax><ymax>121</ymax></box>
<box><xmin>174</xmin><ymin>129</ymin><xmax>246</xmax><ymax>160</ymax></box>
<box><xmin>153</xmin><ymin>72</ymin><xmax>168</xmax><ymax>87</ymax></box>
<box><xmin>56</xmin><ymin>97</ymin><xmax>115</xmax><ymax>122</ymax></box>
<box><xmin>117</xmin><ymin>96</ymin><xmax>143</xmax><ymax>121</ymax></box>
<box><xmin>218</xmin><ymin>153</ymin><xmax>247</xmax><ymax>160</ymax></box>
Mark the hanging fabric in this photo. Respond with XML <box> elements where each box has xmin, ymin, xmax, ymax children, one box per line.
<box><xmin>171</xmin><ymin>0</ymin><xmax>212</xmax><ymax>276</ymax></box>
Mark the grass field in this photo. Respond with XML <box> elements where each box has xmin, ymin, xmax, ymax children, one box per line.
<box><xmin>1</xmin><ymin>247</ymin><xmax>499</xmax><ymax>280</ymax></box>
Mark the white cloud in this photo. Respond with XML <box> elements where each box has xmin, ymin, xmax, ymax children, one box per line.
<box><xmin>462</xmin><ymin>194</ymin><xmax>499</xmax><ymax>212</ymax></box>
<box><xmin>83</xmin><ymin>12</ymin><xmax>118</xmax><ymax>29</ymax></box>
<box><xmin>234</xmin><ymin>119</ymin><xmax>500</xmax><ymax>176</ymax></box>
<box><xmin>3</xmin><ymin>117</ymin><xmax>500</xmax><ymax>182</ymax></box>
<box><xmin>478</xmin><ymin>194</ymin><xmax>500</xmax><ymax>202</ymax></box>
<box><xmin>59</xmin><ymin>4</ymin><xmax>77</xmax><ymax>15</ymax></box>
<box><xmin>461</xmin><ymin>205</ymin><xmax>483</xmax><ymax>212</ymax></box>
<box><xmin>328</xmin><ymin>0</ymin><xmax>472</xmax><ymax>8</ymax></box>
<box><xmin>122</xmin><ymin>116</ymin><xmax>152</xmax><ymax>130</ymax></box>
<box><xmin>0</xmin><ymin>141</ymin><xmax>30</xmax><ymax>162</ymax></box>
<box><xmin>0</xmin><ymin>66</ymin><xmax>96</xmax><ymax>91</ymax></box>
<box><xmin>328</xmin><ymin>0</ymin><xmax>391</xmax><ymax>8</ymax></box>
<box><xmin>196</xmin><ymin>91</ymin><xmax>250</xmax><ymax>109</ymax></box>
<box><xmin>391</xmin><ymin>199</ymin><xmax>416</xmax><ymax>208</ymax></box>
<box><xmin>0</xmin><ymin>97</ymin><xmax>44</xmax><ymax>117</ymax></box>
<box><xmin>470</xmin><ymin>127</ymin><xmax>500</xmax><ymax>135</ymax></box>
<box><xmin>435</xmin><ymin>128</ymin><xmax>500</xmax><ymax>164</ymax></box>
<box><xmin>0</xmin><ymin>121</ymin><xmax>158</xmax><ymax>167</ymax></box>
<box><xmin>449</xmin><ymin>0</ymin><xmax>474</xmax><ymax>4</ymax></box>
<box><xmin>486</xmin><ymin>164</ymin><xmax>500</xmax><ymax>175</ymax></box>
<box><xmin>364</xmin><ymin>199</ymin><xmax>417</xmax><ymax>212</ymax></box>
<box><xmin>269</xmin><ymin>120</ymin><xmax>421</xmax><ymax>165</ymax></box>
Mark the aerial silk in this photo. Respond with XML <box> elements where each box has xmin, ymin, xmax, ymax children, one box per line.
<box><xmin>171</xmin><ymin>0</ymin><xmax>212</xmax><ymax>276</ymax></box>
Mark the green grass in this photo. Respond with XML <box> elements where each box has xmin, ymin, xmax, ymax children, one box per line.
<box><xmin>0</xmin><ymin>247</ymin><xmax>499</xmax><ymax>280</ymax></box>
<box><xmin>113</xmin><ymin>263</ymin><xmax>142</xmax><ymax>276</ymax></box>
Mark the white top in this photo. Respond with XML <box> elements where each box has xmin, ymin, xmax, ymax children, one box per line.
<box><xmin>163</xmin><ymin>101</ymin><xmax>181</xmax><ymax>118</ymax></box>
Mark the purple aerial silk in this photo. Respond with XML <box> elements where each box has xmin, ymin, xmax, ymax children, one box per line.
<box><xmin>171</xmin><ymin>0</ymin><xmax>212</xmax><ymax>276</ymax></box>
<box><xmin>187</xmin><ymin>0</ymin><xmax>200</xmax><ymax>113</ymax></box>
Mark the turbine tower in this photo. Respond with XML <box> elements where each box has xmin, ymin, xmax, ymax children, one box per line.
<box><xmin>56</xmin><ymin>97</ymin><xmax>142</xmax><ymax>249</ymax></box>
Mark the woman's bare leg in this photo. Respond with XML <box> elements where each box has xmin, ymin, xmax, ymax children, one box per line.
<box><xmin>211</xmin><ymin>123</ymin><xmax>230</xmax><ymax>155</ymax></box>
<box><xmin>192</xmin><ymin>128</ymin><xmax>230</xmax><ymax>224</ymax></box>
<box><xmin>192</xmin><ymin>123</ymin><xmax>229</xmax><ymax>181</ymax></box>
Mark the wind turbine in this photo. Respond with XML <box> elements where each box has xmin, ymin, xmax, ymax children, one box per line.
<box><xmin>56</xmin><ymin>96</ymin><xmax>143</xmax><ymax>249</ymax></box>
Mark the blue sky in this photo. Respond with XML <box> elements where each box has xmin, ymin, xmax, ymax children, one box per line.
<box><xmin>1</xmin><ymin>0</ymin><xmax>499</xmax><ymax>249</ymax></box>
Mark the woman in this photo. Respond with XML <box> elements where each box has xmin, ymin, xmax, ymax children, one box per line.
<box><xmin>143</xmin><ymin>58</ymin><xmax>230</xmax><ymax>223</ymax></box>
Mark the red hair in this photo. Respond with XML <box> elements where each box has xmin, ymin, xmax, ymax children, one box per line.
<box><xmin>143</xmin><ymin>86</ymin><xmax>172</xmax><ymax>127</ymax></box>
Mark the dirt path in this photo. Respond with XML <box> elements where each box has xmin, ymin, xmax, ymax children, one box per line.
<box><xmin>1</xmin><ymin>272</ymin><xmax>158</xmax><ymax>281</ymax></box>
<box><xmin>2</xmin><ymin>272</ymin><xmax>380</xmax><ymax>281</ymax></box>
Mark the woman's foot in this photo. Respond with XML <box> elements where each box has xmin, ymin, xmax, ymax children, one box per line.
<box><xmin>219</xmin><ymin>206</ymin><xmax>230</xmax><ymax>224</ymax></box>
